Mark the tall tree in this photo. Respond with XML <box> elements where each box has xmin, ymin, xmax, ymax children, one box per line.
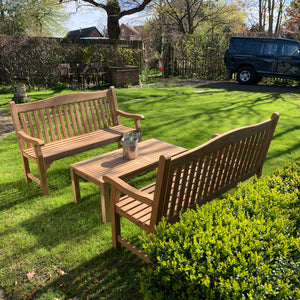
<box><xmin>245</xmin><ymin>0</ymin><xmax>287</xmax><ymax>36</ymax></box>
<box><xmin>156</xmin><ymin>0</ymin><xmax>228</xmax><ymax>35</ymax></box>
<box><xmin>281</xmin><ymin>0</ymin><xmax>300</xmax><ymax>39</ymax></box>
<box><xmin>0</xmin><ymin>0</ymin><xmax>69</xmax><ymax>36</ymax></box>
<box><xmin>59</xmin><ymin>0</ymin><xmax>153</xmax><ymax>39</ymax></box>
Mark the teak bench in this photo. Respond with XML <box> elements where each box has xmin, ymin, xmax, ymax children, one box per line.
<box><xmin>103</xmin><ymin>113</ymin><xmax>279</xmax><ymax>262</ymax></box>
<box><xmin>9</xmin><ymin>86</ymin><xmax>145</xmax><ymax>195</ymax></box>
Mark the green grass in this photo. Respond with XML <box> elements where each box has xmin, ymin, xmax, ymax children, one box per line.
<box><xmin>1</xmin><ymin>82</ymin><xmax>300</xmax><ymax>299</ymax></box>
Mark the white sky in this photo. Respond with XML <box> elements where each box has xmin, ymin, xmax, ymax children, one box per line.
<box><xmin>64</xmin><ymin>2</ymin><xmax>147</xmax><ymax>35</ymax></box>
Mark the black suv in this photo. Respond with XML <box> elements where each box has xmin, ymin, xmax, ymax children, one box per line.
<box><xmin>224</xmin><ymin>36</ymin><xmax>300</xmax><ymax>84</ymax></box>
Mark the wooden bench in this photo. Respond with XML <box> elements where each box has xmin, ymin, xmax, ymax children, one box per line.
<box><xmin>103</xmin><ymin>113</ymin><xmax>279</xmax><ymax>262</ymax></box>
<box><xmin>9</xmin><ymin>86</ymin><xmax>145</xmax><ymax>195</ymax></box>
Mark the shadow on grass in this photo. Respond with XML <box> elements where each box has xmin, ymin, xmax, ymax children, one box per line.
<box><xmin>18</xmin><ymin>197</ymin><xmax>102</xmax><ymax>246</ymax></box>
<box><xmin>12</xmin><ymin>192</ymin><xmax>146</xmax><ymax>299</ymax></box>
<box><xmin>34</xmin><ymin>247</ymin><xmax>146</xmax><ymax>299</ymax></box>
<box><xmin>199</xmin><ymin>80</ymin><xmax>300</xmax><ymax>94</ymax></box>
<box><xmin>0</xmin><ymin>179</ymin><xmax>43</xmax><ymax>211</ymax></box>
<box><xmin>0</xmin><ymin>167</ymin><xmax>72</xmax><ymax>211</ymax></box>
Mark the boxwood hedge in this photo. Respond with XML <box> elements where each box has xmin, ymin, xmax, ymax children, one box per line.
<box><xmin>140</xmin><ymin>161</ymin><xmax>300</xmax><ymax>299</ymax></box>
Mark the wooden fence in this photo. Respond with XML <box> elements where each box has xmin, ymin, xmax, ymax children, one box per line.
<box><xmin>160</xmin><ymin>42</ymin><xmax>228</xmax><ymax>80</ymax></box>
<box><xmin>174</xmin><ymin>55</ymin><xmax>228</xmax><ymax>79</ymax></box>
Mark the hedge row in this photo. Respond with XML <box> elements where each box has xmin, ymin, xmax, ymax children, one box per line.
<box><xmin>140</xmin><ymin>161</ymin><xmax>300</xmax><ymax>299</ymax></box>
<box><xmin>0</xmin><ymin>35</ymin><xmax>143</xmax><ymax>88</ymax></box>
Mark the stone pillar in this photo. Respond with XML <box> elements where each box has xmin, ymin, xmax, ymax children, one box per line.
<box><xmin>12</xmin><ymin>77</ymin><xmax>30</xmax><ymax>103</ymax></box>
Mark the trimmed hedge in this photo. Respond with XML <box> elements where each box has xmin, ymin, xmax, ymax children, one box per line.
<box><xmin>0</xmin><ymin>35</ymin><xmax>143</xmax><ymax>88</ymax></box>
<box><xmin>140</xmin><ymin>161</ymin><xmax>300</xmax><ymax>299</ymax></box>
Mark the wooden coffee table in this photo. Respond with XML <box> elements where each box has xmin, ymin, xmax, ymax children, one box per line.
<box><xmin>70</xmin><ymin>139</ymin><xmax>187</xmax><ymax>223</ymax></box>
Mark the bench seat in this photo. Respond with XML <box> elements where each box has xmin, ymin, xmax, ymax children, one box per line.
<box><xmin>23</xmin><ymin>125</ymin><xmax>134</xmax><ymax>163</ymax></box>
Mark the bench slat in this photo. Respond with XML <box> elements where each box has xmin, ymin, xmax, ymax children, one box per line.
<box><xmin>213</xmin><ymin>147</ymin><xmax>228</xmax><ymax>192</ymax></box>
<box><xmin>39</xmin><ymin>108</ymin><xmax>51</xmax><ymax>143</ymax></box>
<box><xmin>74</xmin><ymin>102</ymin><xmax>83</xmax><ymax>134</ymax></box>
<box><xmin>33</xmin><ymin>110</ymin><xmax>43</xmax><ymax>140</ymax></box>
<box><xmin>79</xmin><ymin>102</ymin><xmax>87</xmax><ymax>133</ymax></box>
<box><xmin>51</xmin><ymin>106</ymin><xmax>62</xmax><ymax>140</ymax></box>
<box><xmin>99</xmin><ymin>98</ymin><xmax>107</xmax><ymax>128</ymax></box>
<box><xmin>63</xmin><ymin>104</ymin><xmax>73</xmax><ymax>137</ymax></box>
<box><xmin>94</xmin><ymin>100</ymin><xmax>103</xmax><ymax>129</ymax></box>
<box><xmin>89</xmin><ymin>100</ymin><xmax>98</xmax><ymax>130</ymax></box>
<box><xmin>108</xmin><ymin>95</ymin><xmax>116</xmax><ymax>126</ymax></box>
<box><xmin>68</xmin><ymin>103</ymin><xmax>78</xmax><ymax>136</ymax></box>
<box><xmin>19</xmin><ymin>112</ymin><xmax>30</xmax><ymax>147</ymax></box>
<box><xmin>246</xmin><ymin>134</ymin><xmax>259</xmax><ymax>171</ymax></box>
<box><xmin>45</xmin><ymin>108</ymin><xmax>55</xmax><ymax>141</ymax></box>
<box><xmin>57</xmin><ymin>105</ymin><xmax>67</xmax><ymax>138</ymax></box>
<box><xmin>183</xmin><ymin>161</ymin><xmax>197</xmax><ymax>210</ymax></box>
<box><xmin>250</xmin><ymin>131</ymin><xmax>265</xmax><ymax>170</ymax></box>
<box><xmin>103</xmin><ymin>97</ymin><xmax>111</xmax><ymax>127</ymax></box>
<box><xmin>26</xmin><ymin>111</ymin><xmax>36</xmax><ymax>138</ymax></box>
<box><xmin>84</xmin><ymin>101</ymin><xmax>93</xmax><ymax>131</ymax></box>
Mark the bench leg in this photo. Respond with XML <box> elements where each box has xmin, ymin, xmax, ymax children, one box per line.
<box><xmin>100</xmin><ymin>181</ymin><xmax>111</xmax><ymax>223</ymax></box>
<box><xmin>110</xmin><ymin>188</ymin><xmax>121</xmax><ymax>248</ymax></box>
<box><xmin>37</xmin><ymin>159</ymin><xmax>49</xmax><ymax>195</ymax></box>
<box><xmin>21</xmin><ymin>155</ymin><xmax>32</xmax><ymax>183</ymax></box>
<box><xmin>70</xmin><ymin>167</ymin><xmax>81</xmax><ymax>203</ymax></box>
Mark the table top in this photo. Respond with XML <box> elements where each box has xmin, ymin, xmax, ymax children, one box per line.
<box><xmin>70</xmin><ymin>138</ymin><xmax>187</xmax><ymax>185</ymax></box>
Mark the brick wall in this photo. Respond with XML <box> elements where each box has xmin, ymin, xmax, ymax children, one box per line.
<box><xmin>110</xmin><ymin>66</ymin><xmax>139</xmax><ymax>87</ymax></box>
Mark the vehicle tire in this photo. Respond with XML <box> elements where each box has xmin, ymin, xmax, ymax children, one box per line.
<box><xmin>237</xmin><ymin>67</ymin><xmax>258</xmax><ymax>84</ymax></box>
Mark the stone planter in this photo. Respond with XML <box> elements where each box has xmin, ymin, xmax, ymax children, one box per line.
<box><xmin>12</xmin><ymin>77</ymin><xmax>30</xmax><ymax>103</ymax></box>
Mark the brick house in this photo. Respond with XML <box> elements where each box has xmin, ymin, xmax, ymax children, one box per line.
<box><xmin>66</xmin><ymin>26</ymin><xmax>103</xmax><ymax>39</ymax></box>
<box><xmin>119</xmin><ymin>24</ymin><xmax>142</xmax><ymax>41</ymax></box>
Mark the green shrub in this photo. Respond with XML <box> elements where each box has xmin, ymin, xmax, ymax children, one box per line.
<box><xmin>140</xmin><ymin>162</ymin><xmax>300</xmax><ymax>299</ymax></box>
<box><xmin>0</xmin><ymin>85</ymin><xmax>15</xmax><ymax>94</ymax></box>
<box><xmin>52</xmin><ymin>82</ymin><xmax>69</xmax><ymax>91</ymax></box>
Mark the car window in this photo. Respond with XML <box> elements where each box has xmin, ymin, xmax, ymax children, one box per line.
<box><xmin>229</xmin><ymin>41</ymin><xmax>261</xmax><ymax>54</ymax></box>
<box><xmin>280</xmin><ymin>44</ymin><xmax>300</xmax><ymax>56</ymax></box>
<box><xmin>262</xmin><ymin>43</ymin><xmax>278</xmax><ymax>55</ymax></box>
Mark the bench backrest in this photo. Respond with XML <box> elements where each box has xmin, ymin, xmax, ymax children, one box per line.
<box><xmin>151</xmin><ymin>113</ymin><xmax>279</xmax><ymax>227</ymax></box>
<box><xmin>9</xmin><ymin>86</ymin><xmax>120</xmax><ymax>148</ymax></box>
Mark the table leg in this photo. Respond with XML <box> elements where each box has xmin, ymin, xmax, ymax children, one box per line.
<box><xmin>100</xmin><ymin>181</ymin><xmax>111</xmax><ymax>223</ymax></box>
<box><xmin>70</xmin><ymin>167</ymin><xmax>81</xmax><ymax>203</ymax></box>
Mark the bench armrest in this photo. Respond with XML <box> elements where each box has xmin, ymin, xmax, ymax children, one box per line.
<box><xmin>115</xmin><ymin>110</ymin><xmax>145</xmax><ymax>139</ymax></box>
<box><xmin>115</xmin><ymin>109</ymin><xmax>145</xmax><ymax>121</ymax></box>
<box><xmin>103</xmin><ymin>174</ymin><xmax>153</xmax><ymax>206</ymax></box>
<box><xmin>16</xmin><ymin>131</ymin><xmax>44</xmax><ymax>146</ymax></box>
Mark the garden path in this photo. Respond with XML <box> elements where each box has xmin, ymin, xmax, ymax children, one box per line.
<box><xmin>0</xmin><ymin>109</ymin><xmax>14</xmax><ymax>140</ymax></box>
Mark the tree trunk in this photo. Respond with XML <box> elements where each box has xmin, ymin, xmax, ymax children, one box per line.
<box><xmin>106</xmin><ymin>0</ymin><xmax>121</xmax><ymax>39</ymax></box>
<box><xmin>107</xmin><ymin>15</ymin><xmax>120</xmax><ymax>39</ymax></box>
<box><xmin>268</xmin><ymin>0</ymin><xmax>275</xmax><ymax>36</ymax></box>
<box><xmin>259</xmin><ymin>0</ymin><xmax>263</xmax><ymax>31</ymax></box>
<box><xmin>274</xmin><ymin>0</ymin><xmax>283</xmax><ymax>36</ymax></box>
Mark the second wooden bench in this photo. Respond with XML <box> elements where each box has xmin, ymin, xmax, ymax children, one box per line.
<box><xmin>104</xmin><ymin>113</ymin><xmax>279</xmax><ymax>262</ymax></box>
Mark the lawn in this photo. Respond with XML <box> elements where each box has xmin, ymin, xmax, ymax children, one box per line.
<box><xmin>1</xmin><ymin>81</ymin><xmax>300</xmax><ymax>299</ymax></box>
